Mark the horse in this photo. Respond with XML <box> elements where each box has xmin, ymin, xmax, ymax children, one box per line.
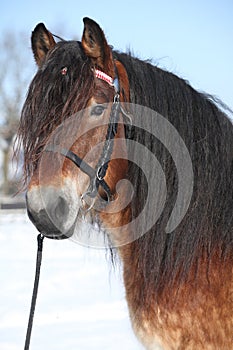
<box><xmin>17</xmin><ymin>17</ymin><xmax>233</xmax><ymax>349</ymax></box>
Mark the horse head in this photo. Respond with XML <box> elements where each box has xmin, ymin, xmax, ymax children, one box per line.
<box><xmin>21</xmin><ymin>18</ymin><xmax>130</xmax><ymax>239</ymax></box>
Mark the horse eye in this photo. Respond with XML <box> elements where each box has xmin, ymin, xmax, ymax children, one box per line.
<box><xmin>91</xmin><ymin>105</ymin><xmax>106</xmax><ymax>116</ymax></box>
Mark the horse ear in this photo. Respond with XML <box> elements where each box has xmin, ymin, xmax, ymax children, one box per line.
<box><xmin>81</xmin><ymin>17</ymin><xmax>114</xmax><ymax>75</ymax></box>
<box><xmin>31</xmin><ymin>23</ymin><xmax>56</xmax><ymax>67</ymax></box>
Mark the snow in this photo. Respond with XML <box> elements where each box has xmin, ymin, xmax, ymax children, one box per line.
<box><xmin>0</xmin><ymin>211</ymin><xmax>144</xmax><ymax>350</ymax></box>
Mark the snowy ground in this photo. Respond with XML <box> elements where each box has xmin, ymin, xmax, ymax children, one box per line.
<box><xmin>0</xmin><ymin>211</ymin><xmax>144</xmax><ymax>350</ymax></box>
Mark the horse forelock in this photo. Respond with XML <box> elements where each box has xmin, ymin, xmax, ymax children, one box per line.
<box><xmin>17</xmin><ymin>40</ymin><xmax>95</xmax><ymax>183</ymax></box>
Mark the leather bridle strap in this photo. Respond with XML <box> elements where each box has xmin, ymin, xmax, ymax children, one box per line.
<box><xmin>45</xmin><ymin>66</ymin><xmax>127</xmax><ymax>204</ymax></box>
<box><xmin>61</xmin><ymin>147</ymin><xmax>113</xmax><ymax>199</ymax></box>
<box><xmin>44</xmin><ymin>144</ymin><xmax>113</xmax><ymax>200</ymax></box>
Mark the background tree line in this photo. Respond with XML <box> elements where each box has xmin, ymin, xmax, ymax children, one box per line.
<box><xmin>0</xmin><ymin>26</ymin><xmax>77</xmax><ymax>198</ymax></box>
<box><xmin>0</xmin><ymin>30</ymin><xmax>34</xmax><ymax>196</ymax></box>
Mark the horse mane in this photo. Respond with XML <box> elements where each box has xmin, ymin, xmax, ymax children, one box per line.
<box><xmin>18</xmin><ymin>40</ymin><xmax>233</xmax><ymax>297</ymax></box>
<box><xmin>113</xmin><ymin>51</ymin><xmax>233</xmax><ymax>296</ymax></box>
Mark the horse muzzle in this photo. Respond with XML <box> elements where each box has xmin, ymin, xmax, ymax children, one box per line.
<box><xmin>26</xmin><ymin>184</ymin><xmax>80</xmax><ymax>239</ymax></box>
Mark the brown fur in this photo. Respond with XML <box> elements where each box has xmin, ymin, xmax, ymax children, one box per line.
<box><xmin>120</xmin><ymin>244</ymin><xmax>233</xmax><ymax>349</ymax></box>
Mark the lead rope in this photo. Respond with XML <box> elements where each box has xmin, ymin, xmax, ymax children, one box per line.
<box><xmin>24</xmin><ymin>233</ymin><xmax>44</xmax><ymax>350</ymax></box>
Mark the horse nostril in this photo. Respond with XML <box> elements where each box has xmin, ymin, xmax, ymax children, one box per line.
<box><xmin>54</xmin><ymin>196</ymin><xmax>69</xmax><ymax>220</ymax></box>
<box><xmin>44</xmin><ymin>196</ymin><xmax>70</xmax><ymax>232</ymax></box>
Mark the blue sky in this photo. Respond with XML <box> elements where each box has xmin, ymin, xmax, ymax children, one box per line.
<box><xmin>1</xmin><ymin>0</ymin><xmax>233</xmax><ymax>111</ymax></box>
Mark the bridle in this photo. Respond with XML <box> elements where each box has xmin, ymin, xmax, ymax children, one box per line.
<box><xmin>46</xmin><ymin>65</ymin><xmax>131</xmax><ymax>208</ymax></box>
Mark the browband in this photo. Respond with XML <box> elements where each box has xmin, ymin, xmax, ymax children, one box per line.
<box><xmin>94</xmin><ymin>68</ymin><xmax>120</xmax><ymax>94</ymax></box>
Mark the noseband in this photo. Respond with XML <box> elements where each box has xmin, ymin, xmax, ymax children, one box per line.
<box><xmin>46</xmin><ymin>66</ymin><xmax>131</xmax><ymax>207</ymax></box>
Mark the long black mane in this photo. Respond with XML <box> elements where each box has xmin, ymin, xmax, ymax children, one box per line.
<box><xmin>18</xmin><ymin>40</ymin><xmax>233</xmax><ymax>296</ymax></box>
<box><xmin>113</xmin><ymin>51</ymin><xmax>233</xmax><ymax>294</ymax></box>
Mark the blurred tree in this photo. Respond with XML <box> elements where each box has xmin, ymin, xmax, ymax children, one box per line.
<box><xmin>0</xmin><ymin>31</ymin><xmax>34</xmax><ymax>195</ymax></box>
<box><xmin>0</xmin><ymin>25</ymin><xmax>75</xmax><ymax>196</ymax></box>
